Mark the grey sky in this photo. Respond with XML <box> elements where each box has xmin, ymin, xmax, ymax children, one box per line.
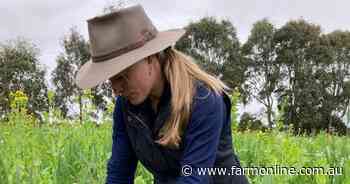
<box><xmin>1</xmin><ymin>0</ymin><xmax>350</xmax><ymax>116</ymax></box>
<box><xmin>1</xmin><ymin>0</ymin><xmax>350</xmax><ymax>82</ymax></box>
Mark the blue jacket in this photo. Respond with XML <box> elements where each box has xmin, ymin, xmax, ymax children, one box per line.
<box><xmin>106</xmin><ymin>81</ymin><xmax>249</xmax><ymax>184</ymax></box>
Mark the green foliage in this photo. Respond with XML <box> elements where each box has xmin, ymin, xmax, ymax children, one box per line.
<box><xmin>238</xmin><ymin>112</ymin><xmax>266</xmax><ymax>132</ymax></box>
<box><xmin>47</xmin><ymin>90</ymin><xmax>55</xmax><ymax>106</ymax></box>
<box><xmin>42</xmin><ymin>93</ymin><xmax>63</xmax><ymax>125</ymax></box>
<box><xmin>9</xmin><ymin>90</ymin><xmax>28</xmax><ymax>113</ymax></box>
<box><xmin>0</xmin><ymin>119</ymin><xmax>349</xmax><ymax>184</ymax></box>
<box><xmin>0</xmin><ymin>38</ymin><xmax>48</xmax><ymax>117</ymax></box>
<box><xmin>230</xmin><ymin>89</ymin><xmax>240</xmax><ymax>131</ymax></box>
<box><xmin>273</xmin><ymin>20</ymin><xmax>350</xmax><ymax>134</ymax></box>
<box><xmin>134</xmin><ymin>176</ymin><xmax>147</xmax><ymax>184</ymax></box>
<box><xmin>241</xmin><ymin>19</ymin><xmax>278</xmax><ymax>128</ymax></box>
<box><xmin>52</xmin><ymin>27</ymin><xmax>90</xmax><ymax>119</ymax></box>
<box><xmin>7</xmin><ymin>90</ymin><xmax>35</xmax><ymax>125</ymax></box>
<box><xmin>233</xmin><ymin>131</ymin><xmax>350</xmax><ymax>184</ymax></box>
<box><xmin>175</xmin><ymin>16</ymin><xmax>246</xmax><ymax>89</ymax></box>
<box><xmin>176</xmin><ymin>17</ymin><xmax>349</xmax><ymax>134</ymax></box>
<box><xmin>275</xmin><ymin>96</ymin><xmax>288</xmax><ymax>130</ymax></box>
<box><xmin>0</xmin><ymin>122</ymin><xmax>111</xmax><ymax>183</ymax></box>
<box><xmin>52</xmin><ymin>27</ymin><xmax>113</xmax><ymax>121</ymax></box>
<box><xmin>79</xmin><ymin>89</ymin><xmax>97</xmax><ymax>124</ymax></box>
<box><xmin>347</xmin><ymin>106</ymin><xmax>350</xmax><ymax>127</ymax></box>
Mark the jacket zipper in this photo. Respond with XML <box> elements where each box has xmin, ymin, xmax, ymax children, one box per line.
<box><xmin>128</xmin><ymin>111</ymin><xmax>150</xmax><ymax>130</ymax></box>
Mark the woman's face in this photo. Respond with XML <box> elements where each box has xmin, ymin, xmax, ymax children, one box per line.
<box><xmin>109</xmin><ymin>57</ymin><xmax>156</xmax><ymax>105</ymax></box>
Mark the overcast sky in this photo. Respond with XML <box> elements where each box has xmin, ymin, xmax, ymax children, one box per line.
<box><xmin>2</xmin><ymin>0</ymin><xmax>350</xmax><ymax>83</ymax></box>
<box><xmin>1</xmin><ymin>0</ymin><xmax>350</xmax><ymax>116</ymax></box>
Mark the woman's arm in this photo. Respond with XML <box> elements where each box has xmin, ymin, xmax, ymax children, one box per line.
<box><xmin>106</xmin><ymin>97</ymin><xmax>138</xmax><ymax>184</ymax></box>
<box><xmin>176</xmin><ymin>89</ymin><xmax>225</xmax><ymax>184</ymax></box>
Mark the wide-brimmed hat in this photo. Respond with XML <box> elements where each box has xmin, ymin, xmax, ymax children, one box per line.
<box><xmin>75</xmin><ymin>4</ymin><xmax>185</xmax><ymax>89</ymax></box>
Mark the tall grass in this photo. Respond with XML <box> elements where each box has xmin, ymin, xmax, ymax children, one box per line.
<box><xmin>234</xmin><ymin>130</ymin><xmax>350</xmax><ymax>184</ymax></box>
<box><xmin>0</xmin><ymin>123</ymin><xmax>349</xmax><ymax>184</ymax></box>
<box><xmin>0</xmin><ymin>123</ymin><xmax>111</xmax><ymax>184</ymax></box>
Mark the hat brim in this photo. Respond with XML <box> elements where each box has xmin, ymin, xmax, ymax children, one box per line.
<box><xmin>75</xmin><ymin>28</ymin><xmax>186</xmax><ymax>89</ymax></box>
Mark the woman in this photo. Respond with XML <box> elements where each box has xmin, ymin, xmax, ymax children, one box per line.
<box><xmin>76</xmin><ymin>4</ymin><xmax>249</xmax><ymax>184</ymax></box>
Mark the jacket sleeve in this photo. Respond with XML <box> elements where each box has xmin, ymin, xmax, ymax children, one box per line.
<box><xmin>176</xmin><ymin>89</ymin><xmax>225</xmax><ymax>184</ymax></box>
<box><xmin>106</xmin><ymin>97</ymin><xmax>138</xmax><ymax>184</ymax></box>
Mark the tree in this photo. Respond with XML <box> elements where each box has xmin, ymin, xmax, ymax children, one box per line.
<box><xmin>175</xmin><ymin>17</ymin><xmax>246</xmax><ymax>89</ymax></box>
<box><xmin>52</xmin><ymin>27</ymin><xmax>113</xmax><ymax>123</ymax></box>
<box><xmin>51</xmin><ymin>55</ymin><xmax>73</xmax><ymax>118</ymax></box>
<box><xmin>52</xmin><ymin>27</ymin><xmax>90</xmax><ymax>122</ymax></box>
<box><xmin>238</xmin><ymin>112</ymin><xmax>266</xmax><ymax>132</ymax></box>
<box><xmin>241</xmin><ymin>19</ymin><xmax>279</xmax><ymax>128</ymax></box>
<box><xmin>320</xmin><ymin>30</ymin><xmax>350</xmax><ymax>133</ymax></box>
<box><xmin>273</xmin><ymin>19</ymin><xmax>347</xmax><ymax>134</ymax></box>
<box><xmin>0</xmin><ymin>38</ymin><xmax>48</xmax><ymax>119</ymax></box>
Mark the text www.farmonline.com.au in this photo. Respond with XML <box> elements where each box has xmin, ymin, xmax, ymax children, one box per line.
<box><xmin>181</xmin><ymin>165</ymin><xmax>343</xmax><ymax>176</ymax></box>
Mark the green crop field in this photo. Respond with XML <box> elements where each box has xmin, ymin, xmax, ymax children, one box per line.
<box><xmin>0</xmin><ymin>122</ymin><xmax>349</xmax><ymax>184</ymax></box>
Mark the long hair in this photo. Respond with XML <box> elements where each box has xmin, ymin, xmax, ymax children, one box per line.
<box><xmin>155</xmin><ymin>47</ymin><xmax>229</xmax><ymax>149</ymax></box>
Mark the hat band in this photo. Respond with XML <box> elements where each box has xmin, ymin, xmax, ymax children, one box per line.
<box><xmin>92</xmin><ymin>29</ymin><xmax>157</xmax><ymax>63</ymax></box>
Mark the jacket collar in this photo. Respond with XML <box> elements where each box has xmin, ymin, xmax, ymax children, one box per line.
<box><xmin>125</xmin><ymin>82</ymin><xmax>171</xmax><ymax>137</ymax></box>
<box><xmin>127</xmin><ymin>81</ymin><xmax>171</xmax><ymax>114</ymax></box>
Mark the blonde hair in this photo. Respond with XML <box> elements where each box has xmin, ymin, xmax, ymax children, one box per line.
<box><xmin>155</xmin><ymin>47</ymin><xmax>229</xmax><ymax>149</ymax></box>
